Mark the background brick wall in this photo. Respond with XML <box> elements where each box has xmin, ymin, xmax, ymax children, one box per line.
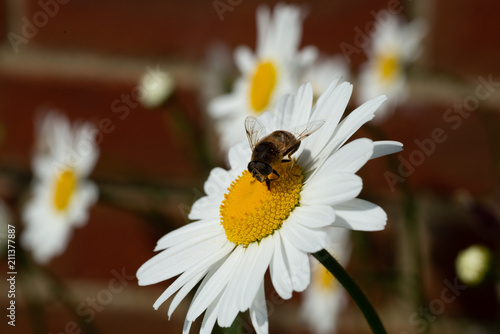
<box><xmin>1</xmin><ymin>0</ymin><xmax>499</xmax><ymax>333</ymax></box>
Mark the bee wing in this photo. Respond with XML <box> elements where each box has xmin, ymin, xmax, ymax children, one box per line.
<box><xmin>292</xmin><ymin>120</ymin><xmax>326</xmax><ymax>142</ymax></box>
<box><xmin>245</xmin><ymin>116</ymin><xmax>267</xmax><ymax>150</ymax></box>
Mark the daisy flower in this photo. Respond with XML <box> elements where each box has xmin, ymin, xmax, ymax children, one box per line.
<box><xmin>21</xmin><ymin>112</ymin><xmax>99</xmax><ymax>264</ymax></box>
<box><xmin>357</xmin><ymin>13</ymin><xmax>427</xmax><ymax>121</ymax></box>
<box><xmin>301</xmin><ymin>227</ymin><xmax>351</xmax><ymax>334</ymax></box>
<box><xmin>208</xmin><ymin>3</ymin><xmax>317</xmax><ymax>150</ymax></box>
<box><xmin>137</xmin><ymin>77</ymin><xmax>402</xmax><ymax>333</ymax></box>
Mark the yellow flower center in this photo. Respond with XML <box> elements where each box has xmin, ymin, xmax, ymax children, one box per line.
<box><xmin>376</xmin><ymin>52</ymin><xmax>400</xmax><ymax>83</ymax></box>
<box><xmin>53</xmin><ymin>169</ymin><xmax>77</xmax><ymax>211</ymax></box>
<box><xmin>249</xmin><ymin>60</ymin><xmax>277</xmax><ymax>113</ymax></box>
<box><xmin>314</xmin><ymin>264</ymin><xmax>338</xmax><ymax>291</ymax></box>
<box><xmin>220</xmin><ymin>163</ymin><xmax>303</xmax><ymax>246</ymax></box>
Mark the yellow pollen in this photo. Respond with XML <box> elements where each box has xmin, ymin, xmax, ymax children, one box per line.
<box><xmin>376</xmin><ymin>52</ymin><xmax>400</xmax><ymax>83</ymax></box>
<box><xmin>249</xmin><ymin>61</ymin><xmax>277</xmax><ymax>113</ymax></box>
<box><xmin>53</xmin><ymin>169</ymin><xmax>77</xmax><ymax>211</ymax></box>
<box><xmin>315</xmin><ymin>265</ymin><xmax>338</xmax><ymax>291</ymax></box>
<box><xmin>220</xmin><ymin>163</ymin><xmax>303</xmax><ymax>246</ymax></box>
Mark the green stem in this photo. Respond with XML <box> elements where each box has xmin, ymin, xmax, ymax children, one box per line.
<box><xmin>312</xmin><ymin>249</ymin><xmax>386</xmax><ymax>334</ymax></box>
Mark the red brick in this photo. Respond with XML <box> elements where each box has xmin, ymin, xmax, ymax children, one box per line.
<box><xmin>0</xmin><ymin>0</ymin><xmax>5</xmax><ymax>41</ymax></box>
<box><xmin>21</xmin><ymin>0</ymin><xmax>387</xmax><ymax>63</ymax></box>
<box><xmin>0</xmin><ymin>71</ymin><xmax>203</xmax><ymax>182</ymax></box>
<box><xmin>430</xmin><ymin>0</ymin><xmax>500</xmax><ymax>77</ymax></box>
<box><xmin>370</xmin><ymin>102</ymin><xmax>498</xmax><ymax>195</ymax></box>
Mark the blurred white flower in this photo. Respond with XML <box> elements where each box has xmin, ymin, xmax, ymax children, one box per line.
<box><xmin>302</xmin><ymin>55</ymin><xmax>350</xmax><ymax>98</ymax></box>
<box><xmin>301</xmin><ymin>227</ymin><xmax>351</xmax><ymax>334</ymax></box>
<box><xmin>21</xmin><ymin>112</ymin><xmax>99</xmax><ymax>264</ymax></box>
<box><xmin>137</xmin><ymin>79</ymin><xmax>402</xmax><ymax>334</ymax></box>
<box><xmin>357</xmin><ymin>14</ymin><xmax>427</xmax><ymax>121</ymax></box>
<box><xmin>456</xmin><ymin>244</ymin><xmax>491</xmax><ymax>286</ymax></box>
<box><xmin>139</xmin><ymin>66</ymin><xmax>175</xmax><ymax>109</ymax></box>
<box><xmin>208</xmin><ymin>3</ymin><xmax>317</xmax><ymax>151</ymax></box>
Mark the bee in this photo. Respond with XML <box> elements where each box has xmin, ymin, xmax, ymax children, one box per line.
<box><xmin>245</xmin><ymin>116</ymin><xmax>325</xmax><ymax>189</ymax></box>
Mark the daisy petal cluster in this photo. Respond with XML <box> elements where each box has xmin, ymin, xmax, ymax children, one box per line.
<box><xmin>357</xmin><ymin>13</ymin><xmax>427</xmax><ymax>120</ymax></box>
<box><xmin>301</xmin><ymin>227</ymin><xmax>351</xmax><ymax>334</ymax></box>
<box><xmin>21</xmin><ymin>112</ymin><xmax>99</xmax><ymax>264</ymax></box>
<box><xmin>208</xmin><ymin>3</ymin><xmax>317</xmax><ymax>150</ymax></box>
<box><xmin>137</xmin><ymin>77</ymin><xmax>402</xmax><ymax>333</ymax></box>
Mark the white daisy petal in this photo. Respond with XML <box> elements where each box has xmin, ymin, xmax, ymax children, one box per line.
<box><xmin>182</xmin><ymin>320</ymin><xmax>192</xmax><ymax>334</ymax></box>
<box><xmin>204</xmin><ymin>168</ymin><xmax>233</xmax><ymax>196</ymax></box>
<box><xmin>292</xmin><ymin>205</ymin><xmax>336</xmax><ymax>228</ymax></box>
<box><xmin>320</xmin><ymin>95</ymin><xmax>387</xmax><ymax>161</ymax></box>
<box><xmin>256</xmin><ymin>5</ymin><xmax>271</xmax><ymax>55</ymax></box>
<box><xmin>305</xmin><ymin>82</ymin><xmax>353</xmax><ymax>161</ymax></box>
<box><xmin>301</xmin><ymin>173</ymin><xmax>362</xmax><ymax>206</ymax></box>
<box><xmin>217</xmin><ymin>242</ymin><xmax>261</xmax><ymax>328</ymax></box>
<box><xmin>234</xmin><ymin>45</ymin><xmax>256</xmax><ymax>73</ymax></box>
<box><xmin>280</xmin><ymin>219</ymin><xmax>327</xmax><ymax>253</ymax></box>
<box><xmin>188</xmin><ymin>197</ymin><xmax>220</xmax><ymax>221</ymax></box>
<box><xmin>228</xmin><ymin>142</ymin><xmax>252</xmax><ymax>171</ymax></box>
<box><xmin>269</xmin><ymin>232</ymin><xmax>293</xmax><ymax>299</ymax></box>
<box><xmin>281</xmin><ymin>236</ymin><xmax>310</xmax><ymax>292</ymax></box>
<box><xmin>217</xmin><ymin>278</ymin><xmax>243</xmax><ymax>327</ymax></box>
<box><xmin>157</xmin><ymin>250</ymin><xmax>231</xmax><ymax>313</ymax></box>
<box><xmin>154</xmin><ymin>219</ymin><xmax>221</xmax><ymax>251</ymax></box>
<box><xmin>208</xmin><ymin>93</ymin><xmax>241</xmax><ymax>118</ymax></box>
<box><xmin>138</xmin><ymin>234</ymin><xmax>231</xmax><ymax>285</ymax></box>
<box><xmin>155</xmin><ymin>268</ymin><xmax>207</xmax><ymax>311</ymax></box>
<box><xmin>217</xmin><ymin>244</ymin><xmax>259</xmax><ymax>327</ymax></box>
<box><xmin>371</xmin><ymin>140</ymin><xmax>403</xmax><ymax>160</ymax></box>
<box><xmin>296</xmin><ymin>45</ymin><xmax>318</xmax><ymax>69</ymax></box>
<box><xmin>309</xmin><ymin>138</ymin><xmax>374</xmax><ymax>180</ymax></box>
<box><xmin>237</xmin><ymin>236</ymin><xmax>274</xmax><ymax>311</ymax></box>
<box><xmin>293</xmin><ymin>82</ymin><xmax>314</xmax><ymax>126</ymax></box>
<box><xmin>250</xmin><ymin>280</ymin><xmax>269</xmax><ymax>334</ymax></box>
<box><xmin>167</xmin><ymin>270</ymin><xmax>206</xmax><ymax>319</ymax></box>
<box><xmin>334</xmin><ymin>198</ymin><xmax>388</xmax><ymax>231</ymax></box>
<box><xmin>186</xmin><ymin>246</ymin><xmax>245</xmax><ymax>321</ymax></box>
<box><xmin>200</xmin><ymin>294</ymin><xmax>223</xmax><ymax>334</ymax></box>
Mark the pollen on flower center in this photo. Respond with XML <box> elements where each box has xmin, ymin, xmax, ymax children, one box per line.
<box><xmin>53</xmin><ymin>169</ymin><xmax>77</xmax><ymax>211</ymax></box>
<box><xmin>376</xmin><ymin>52</ymin><xmax>400</xmax><ymax>82</ymax></box>
<box><xmin>220</xmin><ymin>163</ymin><xmax>303</xmax><ymax>246</ymax></box>
<box><xmin>249</xmin><ymin>60</ymin><xmax>277</xmax><ymax>113</ymax></box>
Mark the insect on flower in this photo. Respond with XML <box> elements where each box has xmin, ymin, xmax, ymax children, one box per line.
<box><xmin>245</xmin><ymin>116</ymin><xmax>325</xmax><ymax>189</ymax></box>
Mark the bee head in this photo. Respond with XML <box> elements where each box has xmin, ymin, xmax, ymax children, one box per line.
<box><xmin>248</xmin><ymin>161</ymin><xmax>272</xmax><ymax>183</ymax></box>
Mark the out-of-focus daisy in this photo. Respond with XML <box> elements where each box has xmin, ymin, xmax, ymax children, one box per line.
<box><xmin>208</xmin><ymin>3</ymin><xmax>317</xmax><ymax>150</ymax></box>
<box><xmin>301</xmin><ymin>227</ymin><xmax>351</xmax><ymax>334</ymax></box>
<box><xmin>357</xmin><ymin>13</ymin><xmax>427</xmax><ymax>121</ymax></box>
<box><xmin>302</xmin><ymin>55</ymin><xmax>350</xmax><ymax>98</ymax></box>
<box><xmin>137</xmin><ymin>78</ymin><xmax>402</xmax><ymax>334</ymax></box>
<box><xmin>138</xmin><ymin>66</ymin><xmax>175</xmax><ymax>109</ymax></box>
<box><xmin>21</xmin><ymin>112</ymin><xmax>99</xmax><ymax>264</ymax></box>
<box><xmin>456</xmin><ymin>244</ymin><xmax>491</xmax><ymax>286</ymax></box>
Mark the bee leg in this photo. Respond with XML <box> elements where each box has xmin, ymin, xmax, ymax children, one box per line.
<box><xmin>266</xmin><ymin>171</ymin><xmax>280</xmax><ymax>190</ymax></box>
<box><xmin>272</xmin><ymin>169</ymin><xmax>280</xmax><ymax>179</ymax></box>
<box><xmin>285</xmin><ymin>154</ymin><xmax>295</xmax><ymax>170</ymax></box>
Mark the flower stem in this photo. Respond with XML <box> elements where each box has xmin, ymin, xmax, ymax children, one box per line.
<box><xmin>312</xmin><ymin>249</ymin><xmax>387</xmax><ymax>334</ymax></box>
